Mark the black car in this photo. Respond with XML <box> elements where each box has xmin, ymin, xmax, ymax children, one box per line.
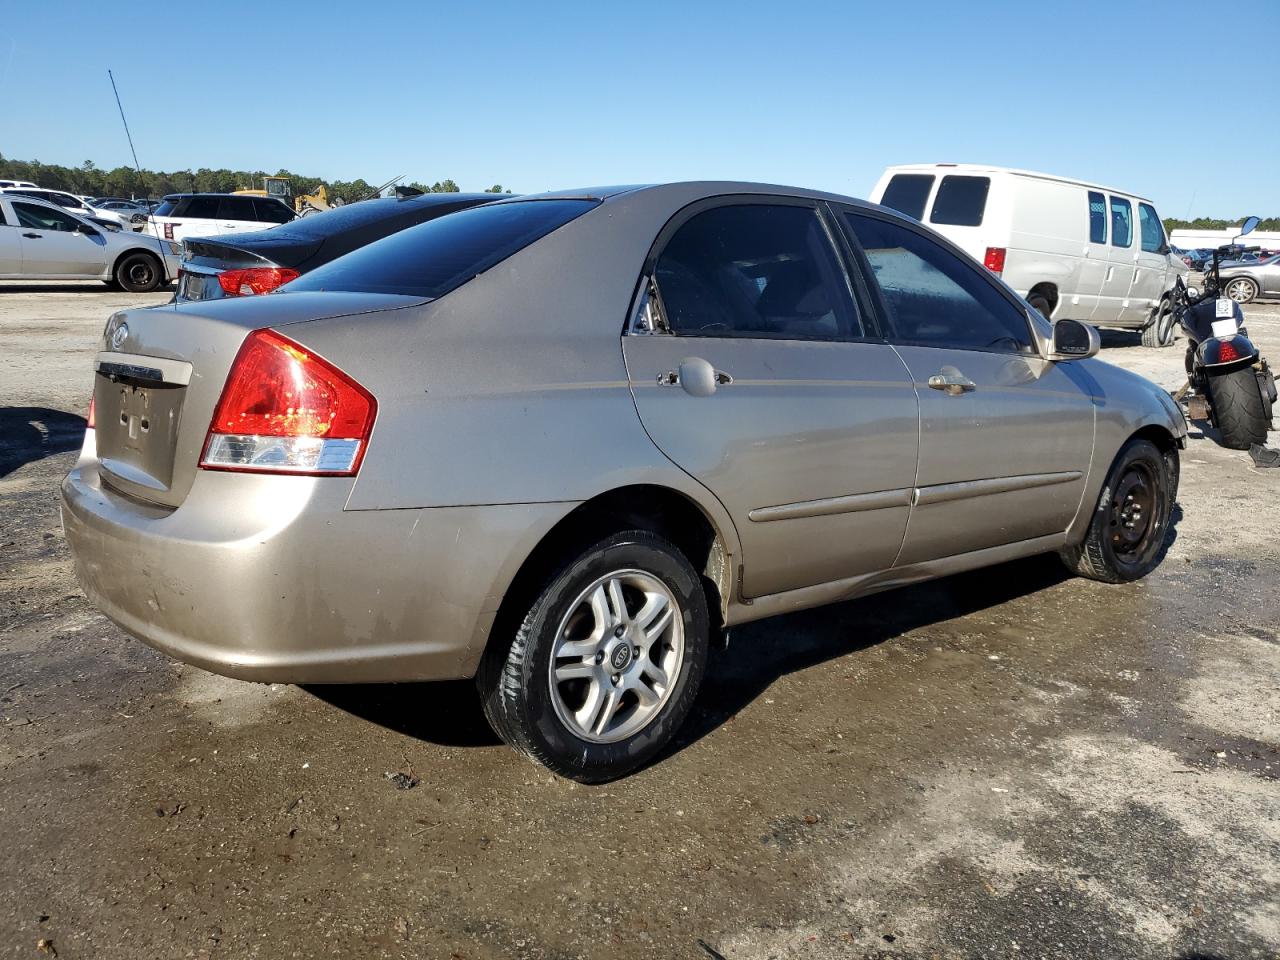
<box><xmin>175</xmin><ymin>193</ymin><xmax>499</xmax><ymax>302</ymax></box>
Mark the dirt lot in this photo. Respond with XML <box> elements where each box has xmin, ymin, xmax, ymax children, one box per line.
<box><xmin>2</xmin><ymin>280</ymin><xmax>1278</xmax><ymax>960</ymax></box>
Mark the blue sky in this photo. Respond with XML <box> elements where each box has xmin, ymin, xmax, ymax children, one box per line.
<box><xmin>3</xmin><ymin>0</ymin><xmax>1276</xmax><ymax>217</ymax></box>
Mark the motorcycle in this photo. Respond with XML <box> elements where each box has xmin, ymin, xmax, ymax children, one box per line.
<box><xmin>1172</xmin><ymin>215</ymin><xmax>1277</xmax><ymax>451</ymax></box>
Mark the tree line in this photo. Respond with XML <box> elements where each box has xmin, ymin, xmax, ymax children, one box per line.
<box><xmin>0</xmin><ymin>155</ymin><xmax>507</xmax><ymax>204</ymax></box>
<box><xmin>1163</xmin><ymin>216</ymin><xmax>1280</xmax><ymax>233</ymax></box>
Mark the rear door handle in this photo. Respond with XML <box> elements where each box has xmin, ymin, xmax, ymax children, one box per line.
<box><xmin>658</xmin><ymin>357</ymin><xmax>732</xmax><ymax>396</ymax></box>
<box><xmin>22</xmin><ymin>233</ymin><xmax>41</xmax><ymax>239</ymax></box>
<box><xmin>927</xmin><ymin>372</ymin><xmax>976</xmax><ymax>395</ymax></box>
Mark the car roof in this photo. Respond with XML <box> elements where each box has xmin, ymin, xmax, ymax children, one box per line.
<box><xmin>489</xmin><ymin>181</ymin><xmax>884</xmax><ymax>212</ymax></box>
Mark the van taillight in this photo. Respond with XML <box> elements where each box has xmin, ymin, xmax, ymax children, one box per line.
<box><xmin>199</xmin><ymin>329</ymin><xmax>376</xmax><ymax>476</ymax></box>
<box><xmin>984</xmin><ymin>247</ymin><xmax>1006</xmax><ymax>274</ymax></box>
<box><xmin>216</xmin><ymin>267</ymin><xmax>300</xmax><ymax>297</ymax></box>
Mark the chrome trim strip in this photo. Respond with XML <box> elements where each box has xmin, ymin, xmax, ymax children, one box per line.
<box><xmin>748</xmin><ymin>487</ymin><xmax>912</xmax><ymax>523</ymax></box>
<box><xmin>912</xmin><ymin>471</ymin><xmax>1083</xmax><ymax>507</ymax></box>
<box><xmin>94</xmin><ymin>351</ymin><xmax>193</xmax><ymax>386</ymax></box>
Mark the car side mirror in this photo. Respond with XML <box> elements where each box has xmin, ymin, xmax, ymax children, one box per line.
<box><xmin>1048</xmin><ymin>319</ymin><xmax>1099</xmax><ymax>360</ymax></box>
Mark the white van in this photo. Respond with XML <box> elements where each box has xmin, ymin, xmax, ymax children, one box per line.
<box><xmin>869</xmin><ymin>163</ymin><xmax>1188</xmax><ymax>347</ymax></box>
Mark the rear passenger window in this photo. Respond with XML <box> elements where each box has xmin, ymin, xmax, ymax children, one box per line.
<box><xmin>843</xmin><ymin>212</ymin><xmax>1033</xmax><ymax>355</ymax></box>
<box><xmin>1138</xmin><ymin>203</ymin><xmax>1164</xmax><ymax>253</ymax></box>
<box><xmin>1088</xmin><ymin>191</ymin><xmax>1107</xmax><ymax>244</ymax></box>
<box><xmin>252</xmin><ymin>198</ymin><xmax>293</xmax><ymax>223</ymax></box>
<box><xmin>1110</xmin><ymin>196</ymin><xmax>1132</xmax><ymax>248</ymax></box>
<box><xmin>181</xmin><ymin>196</ymin><xmax>221</xmax><ymax>219</ymax></box>
<box><xmin>217</xmin><ymin>196</ymin><xmax>257</xmax><ymax>221</ymax></box>
<box><xmin>879</xmin><ymin>174</ymin><xmax>934</xmax><ymax>221</ymax></box>
<box><xmin>929</xmin><ymin>175</ymin><xmax>990</xmax><ymax>227</ymax></box>
<box><xmin>654</xmin><ymin>204</ymin><xmax>860</xmax><ymax>341</ymax></box>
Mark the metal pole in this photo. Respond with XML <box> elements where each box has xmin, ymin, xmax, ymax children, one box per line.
<box><xmin>108</xmin><ymin>69</ymin><xmax>144</xmax><ymax>181</ymax></box>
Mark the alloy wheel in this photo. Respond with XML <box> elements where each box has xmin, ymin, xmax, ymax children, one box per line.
<box><xmin>548</xmin><ymin>569</ymin><xmax>684</xmax><ymax>744</ymax></box>
<box><xmin>1225</xmin><ymin>278</ymin><xmax>1256</xmax><ymax>304</ymax></box>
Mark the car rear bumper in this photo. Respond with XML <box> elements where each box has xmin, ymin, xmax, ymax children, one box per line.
<box><xmin>60</xmin><ymin>446</ymin><xmax>569</xmax><ymax>683</ymax></box>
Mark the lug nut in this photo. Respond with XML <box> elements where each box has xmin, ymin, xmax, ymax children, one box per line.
<box><xmin>614</xmin><ymin>626</ymin><xmax>625</xmax><ymax>638</ymax></box>
<box><xmin>611</xmin><ymin>673</ymin><xmax>620</xmax><ymax>685</ymax></box>
<box><xmin>633</xmin><ymin>646</ymin><xmax>641</xmax><ymax>658</ymax></box>
<box><xmin>594</xmin><ymin>652</ymin><xmax>604</xmax><ymax>664</ymax></box>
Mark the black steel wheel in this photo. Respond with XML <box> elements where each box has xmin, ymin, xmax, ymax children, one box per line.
<box><xmin>1061</xmin><ymin>438</ymin><xmax>1177</xmax><ymax>583</ymax></box>
<box><xmin>114</xmin><ymin>252</ymin><xmax>163</xmax><ymax>293</ymax></box>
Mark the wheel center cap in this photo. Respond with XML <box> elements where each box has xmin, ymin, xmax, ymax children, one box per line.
<box><xmin>609</xmin><ymin>642</ymin><xmax>632</xmax><ymax>671</ymax></box>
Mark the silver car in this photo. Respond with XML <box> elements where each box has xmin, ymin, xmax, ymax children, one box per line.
<box><xmin>1220</xmin><ymin>254</ymin><xmax>1280</xmax><ymax>303</ymax></box>
<box><xmin>0</xmin><ymin>194</ymin><xmax>180</xmax><ymax>291</ymax></box>
<box><xmin>61</xmin><ymin>183</ymin><xmax>1186</xmax><ymax>781</ymax></box>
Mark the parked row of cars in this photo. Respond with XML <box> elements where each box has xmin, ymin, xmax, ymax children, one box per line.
<box><xmin>62</xmin><ymin>174</ymin><xmax>1191</xmax><ymax>781</ymax></box>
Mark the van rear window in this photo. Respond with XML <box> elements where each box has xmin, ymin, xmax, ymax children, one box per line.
<box><xmin>880</xmin><ymin>174</ymin><xmax>934</xmax><ymax>220</ymax></box>
<box><xmin>287</xmin><ymin>198</ymin><xmax>597</xmax><ymax>299</ymax></box>
<box><xmin>929</xmin><ymin>175</ymin><xmax>989</xmax><ymax>227</ymax></box>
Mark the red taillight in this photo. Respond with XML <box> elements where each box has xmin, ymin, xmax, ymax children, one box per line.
<box><xmin>984</xmin><ymin>246</ymin><xmax>1006</xmax><ymax>274</ymax></box>
<box><xmin>216</xmin><ymin>267</ymin><xmax>300</xmax><ymax>297</ymax></box>
<box><xmin>1217</xmin><ymin>341</ymin><xmax>1240</xmax><ymax>364</ymax></box>
<box><xmin>163</xmin><ymin>222</ymin><xmax>175</xmax><ymax>240</ymax></box>
<box><xmin>199</xmin><ymin>329</ymin><xmax>376</xmax><ymax>476</ymax></box>
<box><xmin>87</xmin><ymin>397</ymin><xmax>95</xmax><ymax>429</ymax></box>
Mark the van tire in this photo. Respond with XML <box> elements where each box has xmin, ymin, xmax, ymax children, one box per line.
<box><xmin>1027</xmin><ymin>293</ymin><xmax>1052</xmax><ymax>320</ymax></box>
<box><xmin>1141</xmin><ymin>298</ymin><xmax>1176</xmax><ymax>348</ymax></box>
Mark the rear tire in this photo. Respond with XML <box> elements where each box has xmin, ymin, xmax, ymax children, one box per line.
<box><xmin>114</xmin><ymin>252</ymin><xmax>163</xmax><ymax>293</ymax></box>
<box><xmin>1061</xmin><ymin>438</ymin><xmax>1177</xmax><ymax>583</ymax></box>
<box><xmin>1028</xmin><ymin>293</ymin><xmax>1053</xmax><ymax>320</ymax></box>
<box><xmin>477</xmin><ymin>530</ymin><xmax>710</xmax><ymax>783</ymax></box>
<box><xmin>1224</xmin><ymin>277</ymin><xmax>1258</xmax><ymax>304</ymax></box>
<box><xmin>1207</xmin><ymin>366</ymin><xmax>1269</xmax><ymax>449</ymax></box>
<box><xmin>1140</xmin><ymin>298</ymin><xmax>1176</xmax><ymax>348</ymax></box>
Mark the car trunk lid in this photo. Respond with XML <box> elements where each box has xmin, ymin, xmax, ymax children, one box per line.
<box><xmin>92</xmin><ymin>292</ymin><xmax>421</xmax><ymax>508</ymax></box>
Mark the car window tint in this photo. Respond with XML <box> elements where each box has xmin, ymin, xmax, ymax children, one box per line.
<box><xmin>880</xmin><ymin>174</ymin><xmax>934</xmax><ymax>221</ymax></box>
<box><xmin>0</xmin><ymin>203</ymin><xmax>10</xmax><ymax>227</ymax></box>
<box><xmin>52</xmin><ymin>193</ymin><xmax>79</xmax><ymax>208</ymax></box>
<box><xmin>1110</xmin><ymin>196</ymin><xmax>1132</xmax><ymax>248</ymax></box>
<box><xmin>252</xmin><ymin>197</ymin><xmax>294</xmax><ymax>223</ymax></box>
<box><xmin>180</xmin><ymin>196</ymin><xmax>221</xmax><ymax>219</ymax></box>
<box><xmin>153</xmin><ymin>199</ymin><xmax>179</xmax><ymax>217</ymax></box>
<box><xmin>217</xmin><ymin>196</ymin><xmax>257</xmax><ymax>221</ymax></box>
<box><xmin>288</xmin><ymin>198</ymin><xmax>596</xmax><ymax>299</ymax></box>
<box><xmin>655</xmin><ymin>204</ymin><xmax>859</xmax><ymax>341</ymax></box>
<box><xmin>1138</xmin><ymin>203</ymin><xmax>1163</xmax><ymax>253</ymax></box>
<box><xmin>1088</xmin><ymin>191</ymin><xmax>1107</xmax><ymax>244</ymax></box>
<box><xmin>929</xmin><ymin>175</ymin><xmax>989</xmax><ymax>227</ymax></box>
<box><xmin>844</xmin><ymin>212</ymin><xmax>1033</xmax><ymax>354</ymax></box>
<box><xmin>13</xmin><ymin>201</ymin><xmax>82</xmax><ymax>232</ymax></box>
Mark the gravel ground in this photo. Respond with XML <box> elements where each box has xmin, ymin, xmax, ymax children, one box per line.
<box><xmin>1</xmin><ymin>280</ymin><xmax>1278</xmax><ymax>960</ymax></box>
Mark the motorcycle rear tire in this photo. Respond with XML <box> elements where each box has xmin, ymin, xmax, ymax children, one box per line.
<box><xmin>1207</xmin><ymin>366</ymin><xmax>1270</xmax><ymax>450</ymax></box>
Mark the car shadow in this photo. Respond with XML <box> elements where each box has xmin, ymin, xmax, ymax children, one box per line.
<box><xmin>0</xmin><ymin>407</ymin><xmax>86</xmax><ymax>479</ymax></box>
<box><xmin>307</xmin><ymin>553</ymin><xmax>1084</xmax><ymax>756</ymax></box>
<box><xmin>0</xmin><ymin>282</ymin><xmax>172</xmax><ymax>294</ymax></box>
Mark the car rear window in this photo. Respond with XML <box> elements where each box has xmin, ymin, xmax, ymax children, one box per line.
<box><xmin>288</xmin><ymin>199</ymin><xmax>598</xmax><ymax>299</ymax></box>
<box><xmin>153</xmin><ymin>198</ymin><xmax>179</xmax><ymax>217</ymax></box>
<box><xmin>181</xmin><ymin>196</ymin><xmax>222</xmax><ymax>219</ymax></box>
<box><xmin>929</xmin><ymin>175</ymin><xmax>989</xmax><ymax>226</ymax></box>
<box><xmin>879</xmin><ymin>174</ymin><xmax>934</xmax><ymax>220</ymax></box>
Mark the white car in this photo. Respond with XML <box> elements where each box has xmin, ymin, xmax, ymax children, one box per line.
<box><xmin>0</xmin><ymin>194</ymin><xmax>181</xmax><ymax>292</ymax></box>
<box><xmin>870</xmin><ymin>163</ymin><xmax>1189</xmax><ymax>347</ymax></box>
<box><xmin>0</xmin><ymin>186</ymin><xmax>96</xmax><ymax>219</ymax></box>
<box><xmin>141</xmin><ymin>192</ymin><xmax>295</xmax><ymax>243</ymax></box>
<box><xmin>0</xmin><ymin>179</ymin><xmax>38</xmax><ymax>189</ymax></box>
<box><xmin>86</xmin><ymin>198</ymin><xmax>152</xmax><ymax>229</ymax></box>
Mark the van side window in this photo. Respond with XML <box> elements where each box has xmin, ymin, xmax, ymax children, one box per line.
<box><xmin>880</xmin><ymin>175</ymin><xmax>934</xmax><ymax>221</ymax></box>
<box><xmin>929</xmin><ymin>176</ymin><xmax>990</xmax><ymax>227</ymax></box>
<box><xmin>1088</xmin><ymin>191</ymin><xmax>1107</xmax><ymax>244</ymax></box>
<box><xmin>1137</xmin><ymin>203</ymin><xmax>1164</xmax><ymax>253</ymax></box>
<box><xmin>843</xmin><ymin>212</ymin><xmax>1033</xmax><ymax>355</ymax></box>
<box><xmin>1110</xmin><ymin>197</ymin><xmax>1132</xmax><ymax>248</ymax></box>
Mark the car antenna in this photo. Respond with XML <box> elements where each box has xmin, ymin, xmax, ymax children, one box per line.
<box><xmin>108</xmin><ymin>69</ymin><xmax>146</xmax><ymax>196</ymax></box>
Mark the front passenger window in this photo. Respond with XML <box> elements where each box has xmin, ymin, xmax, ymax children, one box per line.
<box><xmin>13</xmin><ymin>201</ymin><xmax>82</xmax><ymax>232</ymax></box>
<box><xmin>843</xmin><ymin>213</ymin><xmax>1033</xmax><ymax>354</ymax></box>
<box><xmin>654</xmin><ymin>204</ymin><xmax>860</xmax><ymax>341</ymax></box>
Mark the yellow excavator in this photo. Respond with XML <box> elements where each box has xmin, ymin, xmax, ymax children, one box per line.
<box><xmin>234</xmin><ymin>176</ymin><xmax>334</xmax><ymax>217</ymax></box>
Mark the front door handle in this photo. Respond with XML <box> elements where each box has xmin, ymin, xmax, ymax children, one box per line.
<box><xmin>22</xmin><ymin>232</ymin><xmax>41</xmax><ymax>239</ymax></box>
<box><xmin>658</xmin><ymin>357</ymin><xmax>732</xmax><ymax>397</ymax></box>
<box><xmin>927</xmin><ymin>371</ymin><xmax>976</xmax><ymax>396</ymax></box>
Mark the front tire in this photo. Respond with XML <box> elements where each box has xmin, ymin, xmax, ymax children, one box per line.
<box><xmin>1207</xmin><ymin>366</ymin><xmax>1269</xmax><ymax>449</ymax></box>
<box><xmin>1224</xmin><ymin>277</ymin><xmax>1258</xmax><ymax>304</ymax></box>
<box><xmin>1061</xmin><ymin>438</ymin><xmax>1177</xmax><ymax>583</ymax></box>
<box><xmin>114</xmin><ymin>252</ymin><xmax>163</xmax><ymax>293</ymax></box>
<box><xmin>477</xmin><ymin>530</ymin><xmax>710</xmax><ymax>782</ymax></box>
<box><xmin>1140</xmin><ymin>298</ymin><xmax>1176</xmax><ymax>348</ymax></box>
